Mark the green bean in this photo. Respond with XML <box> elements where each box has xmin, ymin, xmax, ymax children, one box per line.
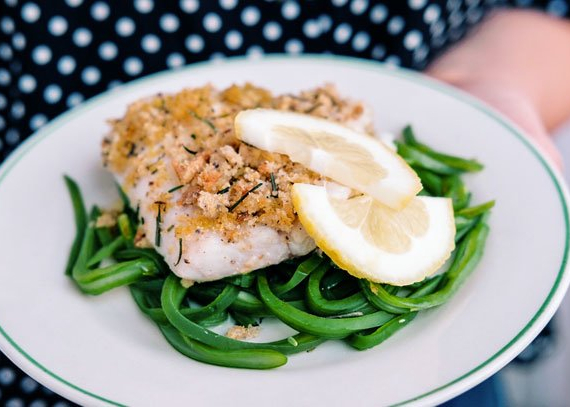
<box><xmin>306</xmin><ymin>264</ymin><xmax>369</xmax><ymax>316</ymax></box>
<box><xmin>63</xmin><ymin>176</ymin><xmax>88</xmax><ymax>276</ymax></box>
<box><xmin>159</xmin><ymin>324</ymin><xmax>287</xmax><ymax>369</ymax></box>
<box><xmin>442</xmin><ymin>175</ymin><xmax>471</xmax><ymax>211</ymax></box>
<box><xmin>87</xmin><ymin>235</ymin><xmax>126</xmax><ymax>267</ymax></box>
<box><xmin>410</xmin><ymin>274</ymin><xmax>445</xmax><ymax>298</ymax></box>
<box><xmin>230</xmin><ymin>311</ymin><xmax>261</xmax><ymax>327</ymax></box>
<box><xmin>273</xmin><ymin>254</ymin><xmax>323</xmax><ymax>296</ymax></box>
<box><xmin>397</xmin><ymin>142</ymin><xmax>462</xmax><ymax>175</ymax></box>
<box><xmin>95</xmin><ymin>226</ymin><xmax>114</xmax><ymax>246</ymax></box>
<box><xmin>414</xmin><ymin>168</ymin><xmax>444</xmax><ymax>196</ymax></box>
<box><xmin>348</xmin><ymin>312</ymin><xmax>417</xmax><ymax>350</ymax></box>
<box><xmin>195</xmin><ymin>311</ymin><xmax>229</xmax><ymax>327</ymax></box>
<box><xmin>368</xmin><ymin>221</ymin><xmax>489</xmax><ymax>311</ymax></box>
<box><xmin>402</xmin><ymin>126</ymin><xmax>484</xmax><ymax>173</ymax></box>
<box><xmin>456</xmin><ymin>200</ymin><xmax>496</xmax><ymax>218</ymax></box>
<box><xmin>359</xmin><ymin>280</ymin><xmax>409</xmax><ymax>314</ymax></box>
<box><xmin>258</xmin><ymin>275</ymin><xmax>393</xmax><ymax>338</ymax></box>
<box><xmin>117</xmin><ymin>213</ymin><xmax>134</xmax><ymax>241</ymax></box>
<box><xmin>115</xmin><ymin>248</ymin><xmax>169</xmax><ymax>273</ymax></box>
<box><xmin>161</xmin><ymin>275</ymin><xmax>326</xmax><ymax>354</ymax></box>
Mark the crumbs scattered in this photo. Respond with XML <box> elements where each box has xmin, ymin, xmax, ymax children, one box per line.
<box><xmin>225</xmin><ymin>325</ymin><xmax>260</xmax><ymax>340</ymax></box>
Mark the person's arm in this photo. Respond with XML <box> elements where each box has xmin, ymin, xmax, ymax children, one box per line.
<box><xmin>427</xmin><ymin>9</ymin><xmax>570</xmax><ymax>167</ymax></box>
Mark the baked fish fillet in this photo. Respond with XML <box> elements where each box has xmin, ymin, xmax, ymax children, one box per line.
<box><xmin>102</xmin><ymin>84</ymin><xmax>373</xmax><ymax>282</ymax></box>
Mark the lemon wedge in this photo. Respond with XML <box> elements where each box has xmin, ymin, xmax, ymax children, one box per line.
<box><xmin>235</xmin><ymin>109</ymin><xmax>422</xmax><ymax>209</ymax></box>
<box><xmin>292</xmin><ymin>184</ymin><xmax>456</xmax><ymax>285</ymax></box>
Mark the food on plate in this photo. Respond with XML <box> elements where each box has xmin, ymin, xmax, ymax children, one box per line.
<box><xmin>65</xmin><ymin>84</ymin><xmax>493</xmax><ymax>369</ymax></box>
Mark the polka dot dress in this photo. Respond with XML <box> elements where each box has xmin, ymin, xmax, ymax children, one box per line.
<box><xmin>0</xmin><ymin>0</ymin><xmax>568</xmax><ymax>404</ymax></box>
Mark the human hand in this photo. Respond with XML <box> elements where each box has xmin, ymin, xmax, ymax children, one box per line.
<box><xmin>425</xmin><ymin>9</ymin><xmax>570</xmax><ymax>169</ymax></box>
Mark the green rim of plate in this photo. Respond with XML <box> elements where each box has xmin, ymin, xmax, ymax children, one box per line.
<box><xmin>0</xmin><ymin>55</ymin><xmax>568</xmax><ymax>407</ymax></box>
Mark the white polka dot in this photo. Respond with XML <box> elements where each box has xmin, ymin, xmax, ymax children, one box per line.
<box><xmin>0</xmin><ymin>69</ymin><xmax>10</xmax><ymax>85</ymax></box>
<box><xmin>116</xmin><ymin>17</ymin><xmax>136</xmax><ymax>36</ymax></box>
<box><xmin>21</xmin><ymin>3</ymin><xmax>41</xmax><ymax>23</ymax></box>
<box><xmin>370</xmin><ymin>4</ymin><xmax>388</xmax><ymax>24</ymax></box>
<box><xmin>352</xmin><ymin>31</ymin><xmax>370</xmax><ymax>51</ymax></box>
<box><xmin>185</xmin><ymin>34</ymin><xmax>204</xmax><ymax>52</ymax></box>
<box><xmin>82</xmin><ymin>66</ymin><xmax>101</xmax><ymax>85</ymax></box>
<box><xmin>303</xmin><ymin>20</ymin><xmax>320</xmax><ymax>38</ymax></box>
<box><xmin>241</xmin><ymin>6</ymin><xmax>260</xmax><ymax>26</ymax></box>
<box><xmin>333</xmin><ymin>23</ymin><xmax>352</xmax><ymax>44</ymax></box>
<box><xmin>430</xmin><ymin>21</ymin><xmax>445</xmax><ymax>37</ymax></box>
<box><xmin>98</xmin><ymin>41</ymin><xmax>117</xmax><ymax>60</ymax></box>
<box><xmin>466</xmin><ymin>5</ymin><xmax>484</xmax><ymax>24</ymax></box>
<box><xmin>219</xmin><ymin>0</ymin><xmax>237</xmax><ymax>9</ymax></box>
<box><xmin>57</xmin><ymin>55</ymin><xmax>76</xmax><ymax>74</ymax></box>
<box><xmin>448</xmin><ymin>10</ymin><xmax>464</xmax><ymax>27</ymax></box>
<box><xmin>12</xmin><ymin>33</ymin><xmax>26</xmax><ymax>50</ymax></box>
<box><xmin>350</xmin><ymin>0</ymin><xmax>368</xmax><ymax>15</ymax></box>
<box><xmin>0</xmin><ymin>367</ymin><xmax>16</xmax><ymax>386</ymax></box>
<box><xmin>52</xmin><ymin>402</ymin><xmax>70</xmax><ymax>407</ymax></box>
<box><xmin>1</xmin><ymin>17</ymin><xmax>15</xmax><ymax>34</ymax></box>
<box><xmin>403</xmin><ymin>30</ymin><xmax>422</xmax><ymax>50</ymax></box>
<box><xmin>318</xmin><ymin>14</ymin><xmax>332</xmax><ymax>32</ymax></box>
<box><xmin>0</xmin><ymin>94</ymin><xmax>6</xmax><ymax>109</ymax></box>
<box><xmin>107</xmin><ymin>80</ymin><xmax>122</xmax><ymax>89</ymax></box>
<box><xmin>141</xmin><ymin>34</ymin><xmax>161</xmax><ymax>53</ymax></box>
<box><xmin>18</xmin><ymin>74</ymin><xmax>36</xmax><ymax>93</ymax></box>
<box><xmin>135</xmin><ymin>0</ymin><xmax>153</xmax><ymax>13</ymax></box>
<box><xmin>385</xmin><ymin>55</ymin><xmax>401</xmax><ymax>67</ymax></box>
<box><xmin>5</xmin><ymin>128</ymin><xmax>19</xmax><ymax>144</ymax></box>
<box><xmin>5</xmin><ymin>0</ymin><xmax>17</xmax><ymax>6</ymax></box>
<box><xmin>224</xmin><ymin>30</ymin><xmax>243</xmax><ymax>50</ymax></box>
<box><xmin>65</xmin><ymin>0</ymin><xmax>83</xmax><ymax>6</ymax></box>
<box><xmin>466</xmin><ymin>0</ymin><xmax>481</xmax><ymax>4</ymax></box>
<box><xmin>408</xmin><ymin>0</ymin><xmax>427</xmax><ymax>9</ymax></box>
<box><xmin>547</xmin><ymin>0</ymin><xmax>568</xmax><ymax>16</ymax></box>
<box><xmin>166</xmin><ymin>52</ymin><xmax>185</xmax><ymax>68</ymax></box>
<box><xmin>32</xmin><ymin>45</ymin><xmax>51</xmax><ymax>65</ymax></box>
<box><xmin>29</xmin><ymin>401</ymin><xmax>48</xmax><ymax>407</ymax></box>
<box><xmin>180</xmin><ymin>0</ymin><xmax>199</xmax><ymax>13</ymax></box>
<box><xmin>10</xmin><ymin>101</ymin><xmax>25</xmax><ymax>118</ymax></box>
<box><xmin>73</xmin><ymin>28</ymin><xmax>92</xmax><ymax>47</ymax></box>
<box><xmin>431</xmin><ymin>33</ymin><xmax>447</xmax><ymax>48</ymax></box>
<box><xmin>160</xmin><ymin>13</ymin><xmax>179</xmax><ymax>32</ymax></box>
<box><xmin>285</xmin><ymin>38</ymin><xmax>303</xmax><ymax>54</ymax></box>
<box><xmin>263</xmin><ymin>22</ymin><xmax>282</xmax><ymax>41</ymax></box>
<box><xmin>331</xmin><ymin>0</ymin><xmax>348</xmax><ymax>6</ymax></box>
<box><xmin>246</xmin><ymin>45</ymin><xmax>264</xmax><ymax>59</ymax></box>
<box><xmin>5</xmin><ymin>397</ymin><xmax>24</xmax><ymax>407</ymax></box>
<box><xmin>0</xmin><ymin>43</ymin><xmax>13</xmax><ymax>61</ymax></box>
<box><xmin>30</xmin><ymin>113</ymin><xmax>48</xmax><ymax>129</ymax></box>
<box><xmin>203</xmin><ymin>12</ymin><xmax>222</xmax><ymax>32</ymax></box>
<box><xmin>124</xmin><ymin>57</ymin><xmax>143</xmax><ymax>76</ymax></box>
<box><xmin>91</xmin><ymin>2</ymin><xmax>110</xmax><ymax>20</ymax></box>
<box><xmin>423</xmin><ymin>4</ymin><xmax>441</xmax><ymax>23</ymax></box>
<box><xmin>414</xmin><ymin>44</ymin><xmax>429</xmax><ymax>63</ymax></box>
<box><xmin>0</xmin><ymin>116</ymin><xmax>5</xmax><ymax>132</ymax></box>
<box><xmin>387</xmin><ymin>16</ymin><xmax>405</xmax><ymax>35</ymax></box>
<box><xmin>515</xmin><ymin>0</ymin><xmax>533</xmax><ymax>5</ymax></box>
<box><xmin>448</xmin><ymin>27</ymin><xmax>464</xmax><ymax>41</ymax></box>
<box><xmin>20</xmin><ymin>377</ymin><xmax>38</xmax><ymax>393</ymax></box>
<box><xmin>209</xmin><ymin>52</ymin><xmax>226</xmax><ymax>64</ymax></box>
<box><xmin>48</xmin><ymin>16</ymin><xmax>68</xmax><ymax>36</ymax></box>
<box><xmin>66</xmin><ymin>93</ymin><xmax>83</xmax><ymax>108</ymax></box>
<box><xmin>44</xmin><ymin>84</ymin><xmax>62</xmax><ymax>103</ymax></box>
<box><xmin>282</xmin><ymin>1</ymin><xmax>300</xmax><ymax>19</ymax></box>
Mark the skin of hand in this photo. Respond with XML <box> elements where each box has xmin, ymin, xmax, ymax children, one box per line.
<box><xmin>426</xmin><ymin>9</ymin><xmax>570</xmax><ymax>169</ymax></box>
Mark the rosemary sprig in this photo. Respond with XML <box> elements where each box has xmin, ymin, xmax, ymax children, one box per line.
<box><xmin>270</xmin><ymin>173</ymin><xmax>278</xmax><ymax>197</ymax></box>
<box><xmin>183</xmin><ymin>146</ymin><xmax>197</xmax><ymax>155</ymax></box>
<box><xmin>154</xmin><ymin>201</ymin><xmax>165</xmax><ymax>247</ymax></box>
<box><xmin>168</xmin><ymin>185</ymin><xmax>184</xmax><ymax>193</ymax></box>
<box><xmin>228</xmin><ymin>183</ymin><xmax>263</xmax><ymax>212</ymax></box>
<box><xmin>174</xmin><ymin>238</ymin><xmax>183</xmax><ymax>266</ymax></box>
<box><xmin>189</xmin><ymin>110</ymin><xmax>216</xmax><ymax>131</ymax></box>
<box><xmin>217</xmin><ymin>186</ymin><xmax>230</xmax><ymax>195</ymax></box>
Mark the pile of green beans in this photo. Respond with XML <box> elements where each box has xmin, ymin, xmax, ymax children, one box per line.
<box><xmin>64</xmin><ymin>126</ymin><xmax>493</xmax><ymax>369</ymax></box>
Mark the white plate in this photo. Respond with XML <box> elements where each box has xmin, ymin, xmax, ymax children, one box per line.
<box><xmin>0</xmin><ymin>56</ymin><xmax>569</xmax><ymax>407</ymax></box>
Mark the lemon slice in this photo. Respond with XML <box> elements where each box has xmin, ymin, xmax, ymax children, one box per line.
<box><xmin>235</xmin><ymin>109</ymin><xmax>422</xmax><ymax>209</ymax></box>
<box><xmin>292</xmin><ymin>184</ymin><xmax>455</xmax><ymax>285</ymax></box>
